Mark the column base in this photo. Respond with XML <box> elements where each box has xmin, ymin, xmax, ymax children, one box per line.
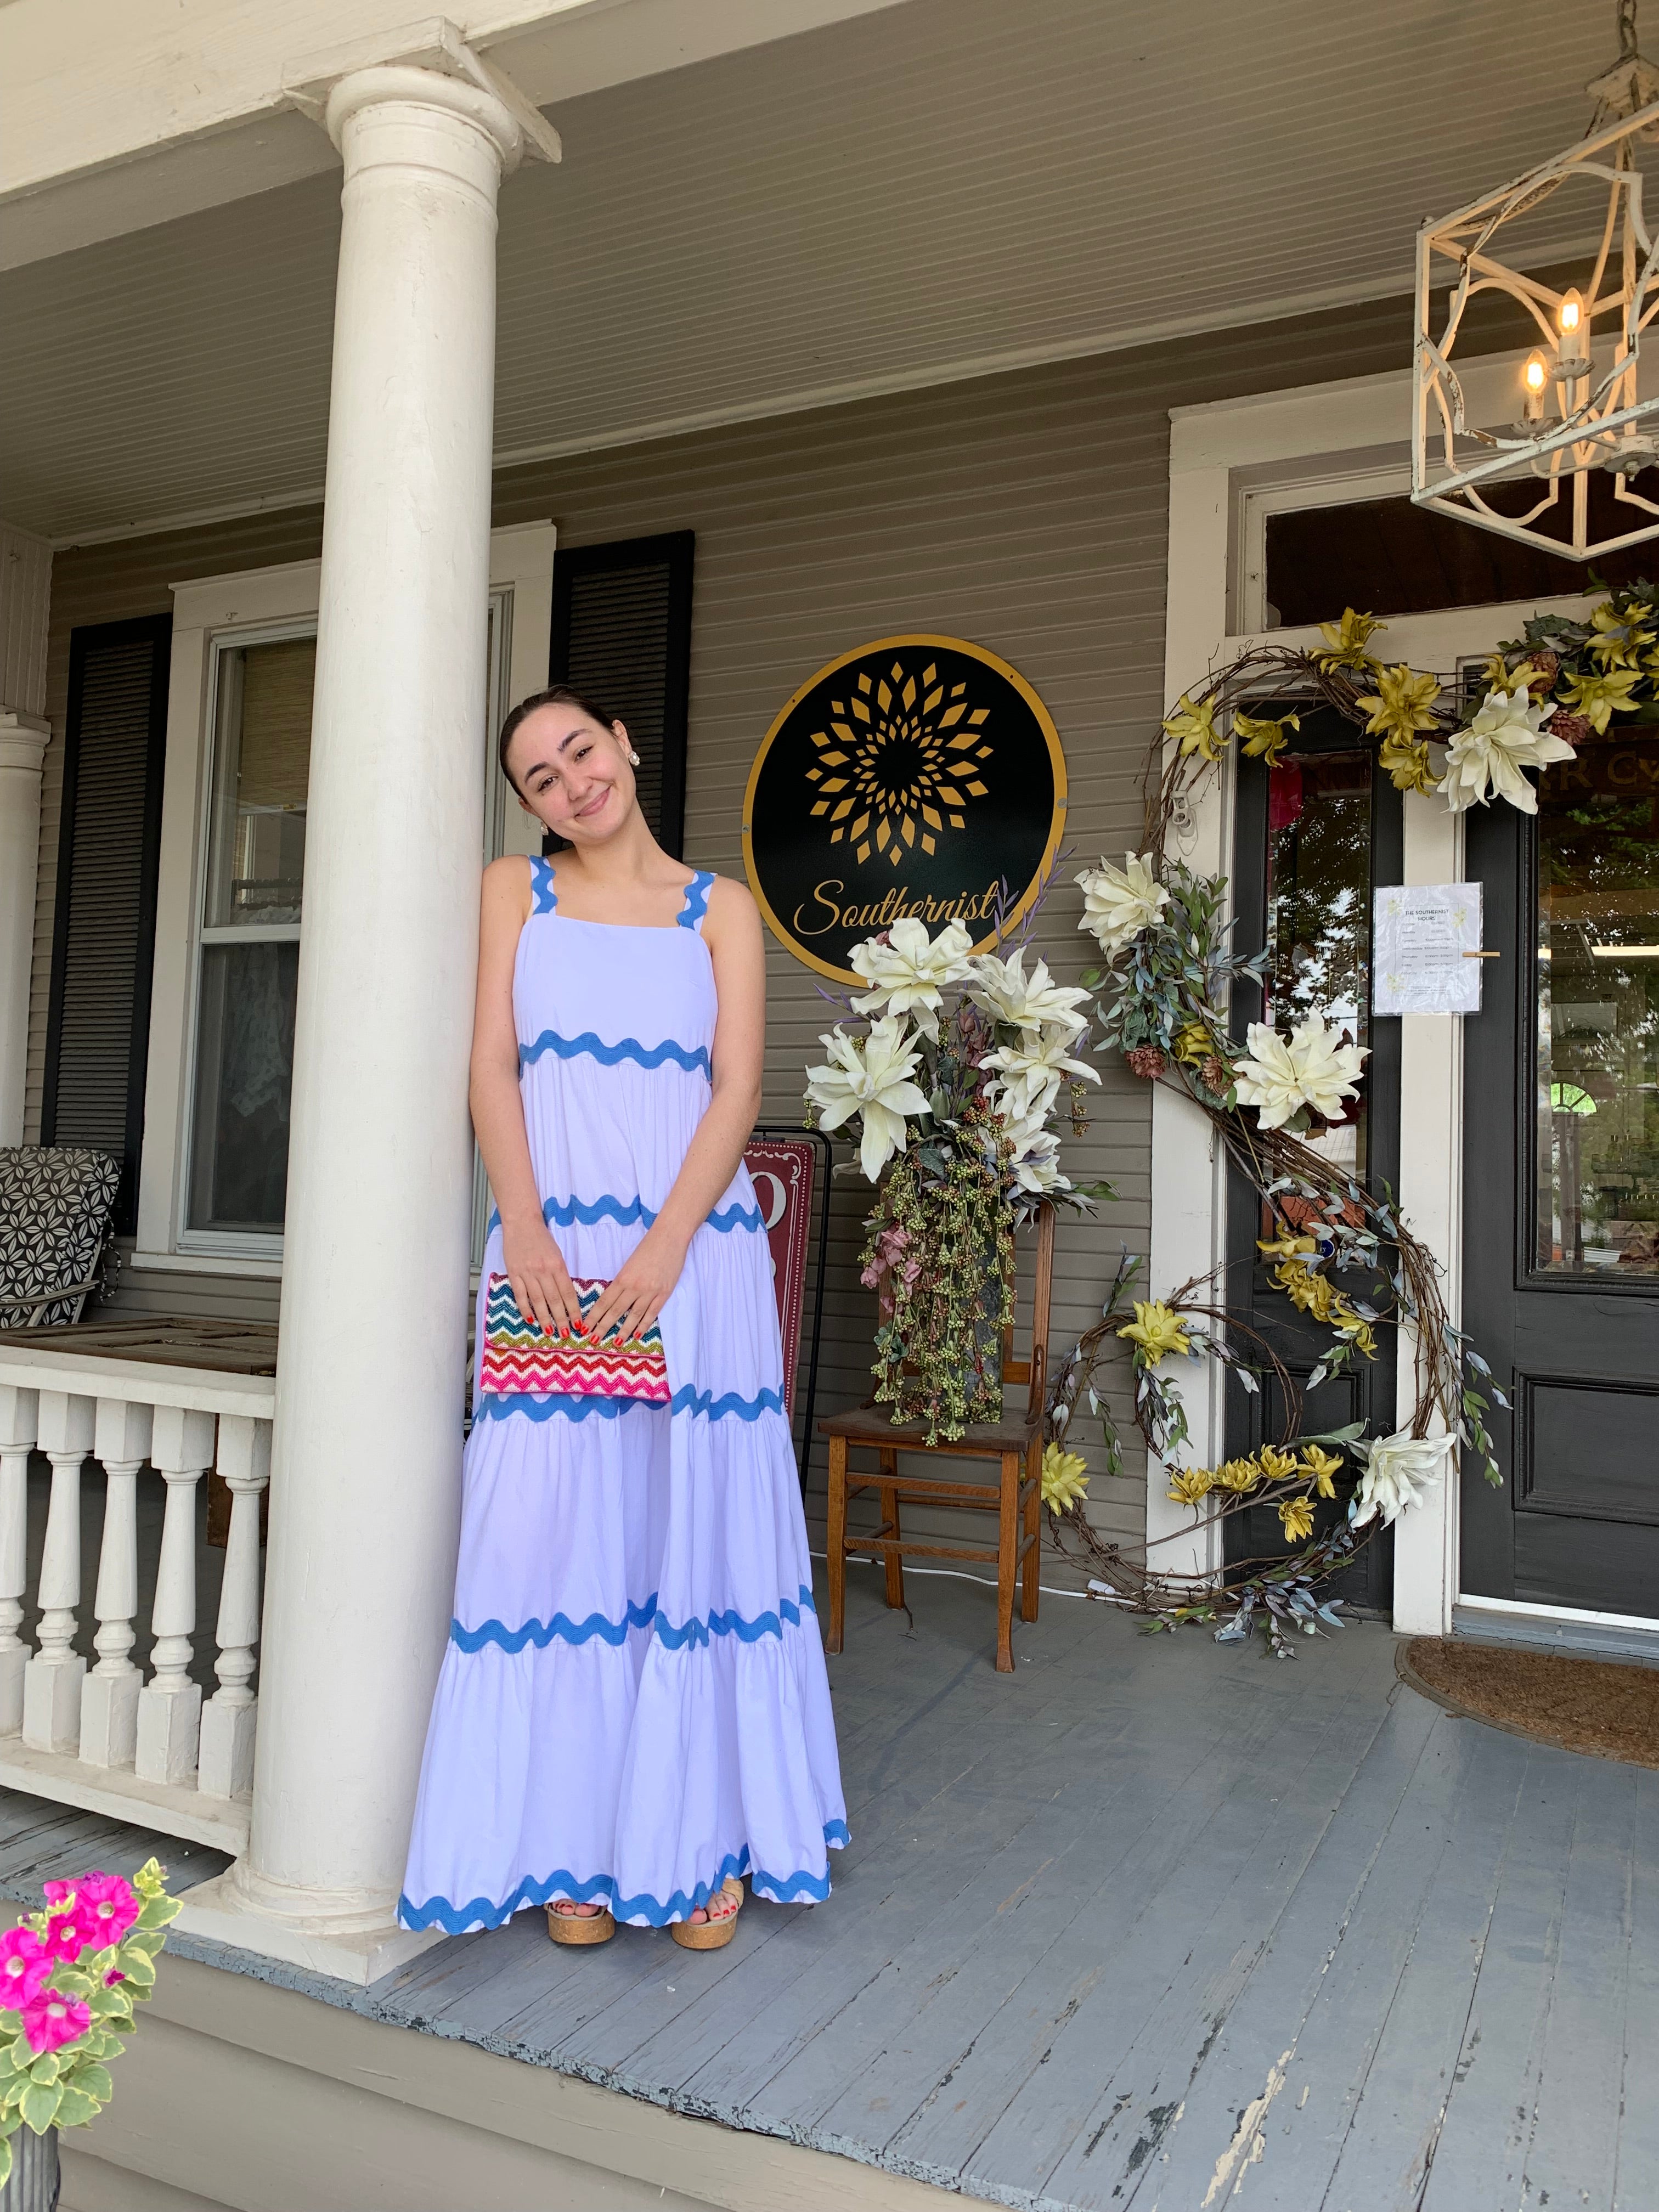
<box><xmin>136</xmin><ymin>1683</ymin><xmax>200</xmax><ymax>1786</ymax></box>
<box><xmin>79</xmin><ymin>1671</ymin><xmax>140</xmax><ymax>1769</ymax></box>
<box><xmin>23</xmin><ymin>1655</ymin><xmax>86</xmax><ymax>1754</ymax></box>
<box><xmin>175</xmin><ymin>1867</ymin><xmax>444</xmax><ymax>1987</ymax></box>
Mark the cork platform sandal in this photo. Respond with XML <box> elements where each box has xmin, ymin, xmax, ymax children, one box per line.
<box><xmin>670</xmin><ymin>1876</ymin><xmax>744</xmax><ymax>1950</ymax></box>
<box><xmin>546</xmin><ymin>1899</ymin><xmax>616</xmax><ymax>1945</ymax></box>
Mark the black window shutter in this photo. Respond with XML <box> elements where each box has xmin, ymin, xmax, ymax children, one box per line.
<box><xmin>41</xmin><ymin>615</ymin><xmax>171</xmax><ymax>1236</ymax></box>
<box><xmin>546</xmin><ymin>533</ymin><xmax>693</xmax><ymax>857</ymax></box>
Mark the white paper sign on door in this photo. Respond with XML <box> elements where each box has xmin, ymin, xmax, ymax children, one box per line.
<box><xmin>1373</xmin><ymin>883</ymin><xmax>1485</xmax><ymax>1015</ymax></box>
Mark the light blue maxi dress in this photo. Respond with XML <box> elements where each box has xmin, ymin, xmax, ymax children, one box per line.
<box><xmin>399</xmin><ymin>861</ymin><xmax>847</xmax><ymax>1934</ymax></box>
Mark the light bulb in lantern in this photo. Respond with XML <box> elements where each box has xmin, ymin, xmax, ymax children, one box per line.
<box><xmin>1523</xmin><ymin>350</ymin><xmax>1549</xmax><ymax>420</ymax></box>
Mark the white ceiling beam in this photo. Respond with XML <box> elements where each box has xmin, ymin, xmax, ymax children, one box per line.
<box><xmin>0</xmin><ymin>0</ymin><xmax>911</xmax><ymax>270</ymax></box>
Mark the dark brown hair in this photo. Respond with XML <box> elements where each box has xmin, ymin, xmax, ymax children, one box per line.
<box><xmin>497</xmin><ymin>684</ymin><xmax>622</xmax><ymax>797</ymax></box>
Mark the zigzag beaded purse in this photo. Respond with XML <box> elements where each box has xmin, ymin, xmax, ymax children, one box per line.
<box><xmin>479</xmin><ymin>1274</ymin><xmax>670</xmax><ymax>1403</ymax></box>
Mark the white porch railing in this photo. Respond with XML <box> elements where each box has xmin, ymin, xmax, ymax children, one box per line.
<box><xmin>0</xmin><ymin>1347</ymin><xmax>274</xmax><ymax>1854</ymax></box>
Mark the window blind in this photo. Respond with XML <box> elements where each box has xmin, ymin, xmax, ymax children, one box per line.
<box><xmin>547</xmin><ymin>533</ymin><xmax>694</xmax><ymax>857</ymax></box>
<box><xmin>42</xmin><ymin>616</ymin><xmax>171</xmax><ymax>1234</ymax></box>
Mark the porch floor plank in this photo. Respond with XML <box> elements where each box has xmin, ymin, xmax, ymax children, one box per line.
<box><xmin>0</xmin><ymin>1571</ymin><xmax>1650</xmax><ymax>2211</ymax></box>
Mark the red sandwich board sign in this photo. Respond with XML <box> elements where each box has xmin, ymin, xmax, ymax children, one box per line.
<box><xmin>742</xmin><ymin>1136</ymin><xmax>817</xmax><ymax>1420</ymax></box>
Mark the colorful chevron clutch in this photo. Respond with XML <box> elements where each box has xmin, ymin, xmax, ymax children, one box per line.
<box><xmin>479</xmin><ymin>1274</ymin><xmax>670</xmax><ymax>1403</ymax></box>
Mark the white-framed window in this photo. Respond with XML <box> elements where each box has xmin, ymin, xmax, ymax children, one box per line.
<box><xmin>136</xmin><ymin>526</ymin><xmax>555</xmax><ymax>1276</ymax></box>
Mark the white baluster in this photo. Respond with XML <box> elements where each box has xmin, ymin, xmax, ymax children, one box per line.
<box><xmin>78</xmin><ymin>1398</ymin><xmax>153</xmax><ymax>1770</ymax></box>
<box><xmin>198</xmin><ymin>1416</ymin><xmax>270</xmax><ymax>1801</ymax></box>
<box><xmin>22</xmin><ymin>1391</ymin><xmax>94</xmax><ymax>1752</ymax></box>
<box><xmin>134</xmin><ymin>1406</ymin><xmax>215</xmax><ymax>1787</ymax></box>
<box><xmin>0</xmin><ymin>1387</ymin><xmax>38</xmax><ymax>1736</ymax></box>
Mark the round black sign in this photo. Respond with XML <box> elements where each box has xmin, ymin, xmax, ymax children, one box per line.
<box><xmin>742</xmin><ymin>635</ymin><xmax>1067</xmax><ymax>984</ymax></box>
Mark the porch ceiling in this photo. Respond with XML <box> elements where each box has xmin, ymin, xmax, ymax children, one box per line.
<box><xmin>0</xmin><ymin>0</ymin><xmax>1624</xmax><ymax>546</ymax></box>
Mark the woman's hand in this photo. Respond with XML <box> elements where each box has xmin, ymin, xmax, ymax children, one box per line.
<box><xmin>500</xmin><ymin>1212</ymin><xmax>584</xmax><ymax>1338</ymax></box>
<box><xmin>585</xmin><ymin>1226</ymin><xmax>690</xmax><ymax>1347</ymax></box>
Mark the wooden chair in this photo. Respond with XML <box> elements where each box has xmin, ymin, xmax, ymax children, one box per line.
<box><xmin>819</xmin><ymin>1203</ymin><xmax>1054</xmax><ymax>1673</ymax></box>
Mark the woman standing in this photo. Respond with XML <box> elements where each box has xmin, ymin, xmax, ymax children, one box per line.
<box><xmin>400</xmin><ymin>687</ymin><xmax>845</xmax><ymax>1948</ymax></box>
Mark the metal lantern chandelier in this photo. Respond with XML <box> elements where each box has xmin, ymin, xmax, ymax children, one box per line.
<box><xmin>1413</xmin><ymin>0</ymin><xmax>1659</xmax><ymax>560</ymax></box>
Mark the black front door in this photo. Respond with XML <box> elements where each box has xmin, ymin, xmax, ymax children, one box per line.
<box><xmin>1462</xmin><ymin>726</ymin><xmax>1659</xmax><ymax>1615</ymax></box>
<box><xmin>1226</xmin><ymin>704</ymin><xmax>1403</xmax><ymax>1613</ymax></box>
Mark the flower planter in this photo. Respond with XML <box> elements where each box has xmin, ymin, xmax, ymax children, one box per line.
<box><xmin>0</xmin><ymin>2127</ymin><xmax>57</xmax><ymax>2212</ymax></box>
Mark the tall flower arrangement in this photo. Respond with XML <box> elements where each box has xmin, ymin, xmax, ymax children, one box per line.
<box><xmin>804</xmin><ymin>914</ymin><xmax>1110</xmax><ymax>1441</ymax></box>
<box><xmin>0</xmin><ymin>1860</ymin><xmax>179</xmax><ymax>2179</ymax></box>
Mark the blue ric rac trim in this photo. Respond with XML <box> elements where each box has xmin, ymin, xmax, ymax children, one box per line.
<box><xmin>451</xmin><ymin>1584</ymin><xmax>815</xmax><ymax>1654</ymax></box>
<box><xmin>678</xmin><ymin>871</ymin><xmax>714</xmax><ymax>929</ymax></box>
<box><xmin>398</xmin><ymin>1819</ymin><xmax>848</xmax><ymax>1934</ymax></box>
<box><xmin>529</xmin><ymin>856</ymin><xmax>557</xmax><ymax>913</ymax></box>
<box><xmin>484</xmin><ymin>1192</ymin><xmax>763</xmax><ymax>1237</ymax></box>
<box><xmin>519</xmin><ymin>1030</ymin><xmax>712</xmax><ymax>1080</ymax></box>
<box><xmin>473</xmin><ymin>1384</ymin><xmax>785</xmax><ymax>1424</ymax></box>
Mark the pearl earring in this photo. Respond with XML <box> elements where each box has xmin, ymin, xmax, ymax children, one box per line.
<box><xmin>628</xmin><ymin>749</ymin><xmax>641</xmax><ymax>766</ymax></box>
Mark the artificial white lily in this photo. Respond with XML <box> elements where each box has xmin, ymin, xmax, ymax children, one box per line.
<box><xmin>968</xmin><ymin>947</ymin><xmax>1092</xmax><ymax>1041</ymax></box>
<box><xmin>848</xmin><ymin>916</ymin><xmax>975</xmax><ymax>1039</ymax></box>
<box><xmin>1002</xmin><ymin>1110</ymin><xmax>1071</xmax><ymax>1197</ymax></box>
<box><xmin>1075</xmin><ymin>852</ymin><xmax>1170</xmax><ymax>957</ymax></box>
<box><xmin>804</xmin><ymin>1016</ymin><xmax>930</xmax><ymax>1182</ymax></box>
<box><xmin>1439</xmin><ymin>685</ymin><xmax>1575</xmax><ymax>816</ymax></box>
<box><xmin>980</xmin><ymin>1031</ymin><xmax>1100</xmax><ymax>1121</ymax></box>
<box><xmin>1232</xmin><ymin>1015</ymin><xmax>1367</xmax><ymax>1132</ymax></box>
<box><xmin>1350</xmin><ymin>1430</ymin><xmax>1454</xmax><ymax>1528</ymax></box>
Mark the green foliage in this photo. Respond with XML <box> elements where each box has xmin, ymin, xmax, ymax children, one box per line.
<box><xmin>862</xmin><ymin>1109</ymin><xmax>1017</xmax><ymax>1444</ymax></box>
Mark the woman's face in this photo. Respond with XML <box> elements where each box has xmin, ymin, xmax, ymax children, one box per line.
<box><xmin>506</xmin><ymin>706</ymin><xmax>636</xmax><ymax>845</ymax></box>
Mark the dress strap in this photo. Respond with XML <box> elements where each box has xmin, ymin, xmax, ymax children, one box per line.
<box><xmin>677</xmin><ymin>871</ymin><xmax>714</xmax><ymax>933</ymax></box>
<box><xmin>528</xmin><ymin>856</ymin><xmax>557</xmax><ymax>915</ymax></box>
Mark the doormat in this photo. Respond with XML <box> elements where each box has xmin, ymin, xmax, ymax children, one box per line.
<box><xmin>1400</xmin><ymin>1638</ymin><xmax>1659</xmax><ymax>1770</ymax></box>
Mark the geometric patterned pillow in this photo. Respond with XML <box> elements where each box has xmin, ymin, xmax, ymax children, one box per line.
<box><xmin>0</xmin><ymin>1147</ymin><xmax>121</xmax><ymax>1330</ymax></box>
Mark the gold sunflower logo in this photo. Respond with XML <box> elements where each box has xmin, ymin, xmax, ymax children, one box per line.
<box><xmin>804</xmin><ymin>657</ymin><xmax>992</xmax><ymax>867</ymax></box>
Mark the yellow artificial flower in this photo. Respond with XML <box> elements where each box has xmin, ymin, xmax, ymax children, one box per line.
<box><xmin>1273</xmin><ymin>1255</ymin><xmax>1335</xmax><ymax>1322</ymax></box>
<box><xmin>1300</xmin><ymin>1444</ymin><xmax>1344</xmax><ymax>1498</ymax></box>
<box><xmin>1234</xmin><ymin>709</ymin><xmax>1300</xmax><ymax>768</ymax></box>
<box><xmin>1257</xmin><ymin>1228</ymin><xmax>1317</xmax><ymax>1262</ymax></box>
<box><xmin>1314</xmin><ymin>608</ymin><xmax>1383</xmax><ymax>674</ymax></box>
<box><xmin>1587</xmin><ymin>601</ymin><xmax>1656</xmax><ymax>668</ymax></box>
<box><xmin>1166</xmin><ymin>1465</ymin><xmax>1216</xmax><ymax>1507</ymax></box>
<box><xmin>1216</xmin><ymin>1457</ymin><xmax>1263</xmax><ymax>1493</ymax></box>
<box><xmin>1379</xmin><ymin>732</ymin><xmax>1438</xmax><ymax>794</ymax></box>
<box><xmin>1278</xmin><ymin>1494</ymin><xmax>1317</xmax><ymax>1543</ymax></box>
<box><xmin>1256</xmin><ymin>1444</ymin><xmax>1301</xmax><ymax>1485</ymax></box>
<box><xmin>1041</xmin><ymin>1444</ymin><xmax>1090</xmax><ymax>1513</ymax></box>
<box><xmin>1335</xmin><ymin>1311</ymin><xmax>1378</xmax><ymax>1359</ymax></box>
<box><xmin>1117</xmin><ymin>1300</ymin><xmax>1194</xmax><ymax>1367</ymax></box>
<box><xmin>1356</xmin><ymin>664</ymin><xmax>1442</xmax><ymax>744</ymax></box>
<box><xmin>1174</xmin><ymin>1020</ymin><xmax>1218</xmax><ymax>1068</ymax></box>
<box><xmin>1474</xmin><ymin>650</ymin><xmax>1515</xmax><ymax>693</ymax></box>
<box><xmin>1560</xmin><ymin>664</ymin><xmax>1643</xmax><ymax>733</ymax></box>
<box><xmin>1163</xmin><ymin>692</ymin><xmax>1225</xmax><ymax>761</ymax></box>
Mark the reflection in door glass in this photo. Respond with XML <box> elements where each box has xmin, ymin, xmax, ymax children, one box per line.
<box><xmin>1265</xmin><ymin>751</ymin><xmax>1373</xmax><ymax>1179</ymax></box>
<box><xmin>1536</xmin><ymin>732</ymin><xmax>1659</xmax><ymax>1275</ymax></box>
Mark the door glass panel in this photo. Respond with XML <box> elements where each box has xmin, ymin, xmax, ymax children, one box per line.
<box><xmin>1264</xmin><ymin>749</ymin><xmax>1374</xmax><ymax>1179</ymax></box>
<box><xmin>1536</xmin><ymin>732</ymin><xmax>1659</xmax><ymax>1276</ymax></box>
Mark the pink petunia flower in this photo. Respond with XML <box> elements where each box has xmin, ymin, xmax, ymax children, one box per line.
<box><xmin>0</xmin><ymin>1929</ymin><xmax>50</xmax><ymax>2010</ymax></box>
<box><xmin>40</xmin><ymin>1906</ymin><xmax>84</xmax><ymax>1964</ymax></box>
<box><xmin>69</xmin><ymin>1874</ymin><xmax>140</xmax><ymax>1947</ymax></box>
<box><xmin>20</xmin><ymin>1992</ymin><xmax>89</xmax><ymax>2056</ymax></box>
<box><xmin>103</xmin><ymin>1969</ymin><xmax>125</xmax><ymax>1989</ymax></box>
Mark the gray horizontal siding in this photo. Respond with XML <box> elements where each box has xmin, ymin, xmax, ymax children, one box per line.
<box><xmin>31</xmin><ymin>292</ymin><xmax>1423</xmax><ymax>1544</ymax></box>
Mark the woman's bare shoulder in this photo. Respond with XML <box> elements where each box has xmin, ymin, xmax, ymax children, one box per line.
<box><xmin>701</xmin><ymin>872</ymin><xmax>759</xmax><ymax>925</ymax></box>
<box><xmin>481</xmin><ymin>853</ymin><xmax>534</xmax><ymax>925</ymax></box>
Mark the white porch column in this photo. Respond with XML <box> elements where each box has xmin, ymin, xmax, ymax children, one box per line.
<box><xmin>0</xmin><ymin>521</ymin><xmax>53</xmax><ymax>1149</ymax></box>
<box><xmin>178</xmin><ymin>55</ymin><xmax>551</xmax><ymax>1982</ymax></box>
